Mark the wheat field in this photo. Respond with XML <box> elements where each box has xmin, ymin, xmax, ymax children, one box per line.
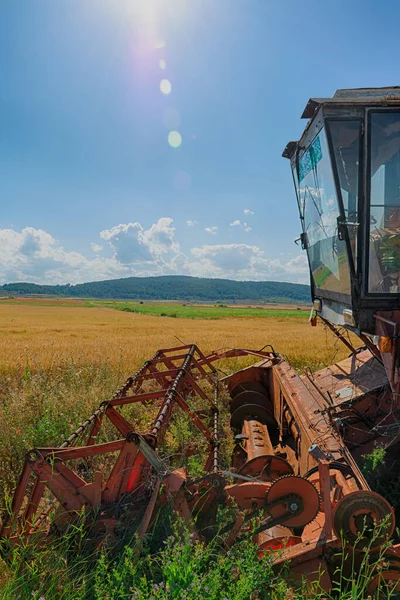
<box><xmin>1</xmin><ymin>302</ymin><xmax>348</xmax><ymax>373</ymax></box>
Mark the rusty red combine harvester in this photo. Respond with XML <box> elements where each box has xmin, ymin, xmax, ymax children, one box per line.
<box><xmin>2</xmin><ymin>87</ymin><xmax>400</xmax><ymax>594</ymax></box>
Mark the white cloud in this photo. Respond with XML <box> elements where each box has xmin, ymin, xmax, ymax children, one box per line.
<box><xmin>189</xmin><ymin>244</ymin><xmax>308</xmax><ymax>283</ymax></box>
<box><xmin>0</xmin><ymin>221</ymin><xmax>309</xmax><ymax>285</ymax></box>
<box><xmin>142</xmin><ymin>217</ymin><xmax>179</xmax><ymax>256</ymax></box>
<box><xmin>244</xmin><ymin>209</ymin><xmax>254</xmax><ymax>215</ymax></box>
<box><xmin>100</xmin><ymin>218</ymin><xmax>179</xmax><ymax>265</ymax></box>
<box><xmin>204</xmin><ymin>226</ymin><xmax>218</xmax><ymax>235</ymax></box>
<box><xmin>229</xmin><ymin>220</ymin><xmax>252</xmax><ymax>232</ymax></box>
<box><xmin>186</xmin><ymin>220</ymin><xmax>197</xmax><ymax>227</ymax></box>
<box><xmin>0</xmin><ymin>218</ymin><xmax>180</xmax><ymax>285</ymax></box>
<box><xmin>191</xmin><ymin>244</ymin><xmax>263</xmax><ymax>273</ymax></box>
<box><xmin>0</xmin><ymin>227</ymin><xmax>126</xmax><ymax>284</ymax></box>
<box><xmin>100</xmin><ymin>222</ymin><xmax>153</xmax><ymax>264</ymax></box>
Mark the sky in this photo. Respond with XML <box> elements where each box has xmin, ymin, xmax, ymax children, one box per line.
<box><xmin>1</xmin><ymin>0</ymin><xmax>400</xmax><ymax>286</ymax></box>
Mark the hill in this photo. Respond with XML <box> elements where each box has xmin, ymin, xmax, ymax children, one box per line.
<box><xmin>0</xmin><ymin>275</ymin><xmax>311</xmax><ymax>304</ymax></box>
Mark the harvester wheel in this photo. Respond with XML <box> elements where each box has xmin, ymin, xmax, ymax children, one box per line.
<box><xmin>367</xmin><ymin>568</ymin><xmax>400</xmax><ymax>596</ymax></box>
<box><xmin>332</xmin><ymin>491</ymin><xmax>395</xmax><ymax>551</ymax></box>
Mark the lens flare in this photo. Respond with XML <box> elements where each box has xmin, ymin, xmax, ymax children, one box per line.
<box><xmin>159</xmin><ymin>59</ymin><xmax>166</xmax><ymax>70</ymax></box>
<box><xmin>160</xmin><ymin>79</ymin><xmax>172</xmax><ymax>95</ymax></box>
<box><xmin>168</xmin><ymin>131</ymin><xmax>182</xmax><ymax>148</ymax></box>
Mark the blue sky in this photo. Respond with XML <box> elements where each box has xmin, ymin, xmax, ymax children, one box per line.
<box><xmin>1</xmin><ymin>0</ymin><xmax>399</xmax><ymax>285</ymax></box>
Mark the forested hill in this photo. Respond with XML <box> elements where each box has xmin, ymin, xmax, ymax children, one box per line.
<box><xmin>0</xmin><ymin>276</ymin><xmax>311</xmax><ymax>304</ymax></box>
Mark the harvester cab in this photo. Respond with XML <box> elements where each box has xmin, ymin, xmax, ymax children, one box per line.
<box><xmin>283</xmin><ymin>87</ymin><xmax>400</xmax><ymax>399</ymax></box>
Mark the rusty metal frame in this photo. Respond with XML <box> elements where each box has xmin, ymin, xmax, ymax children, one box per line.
<box><xmin>0</xmin><ymin>344</ymin><xmax>220</xmax><ymax>539</ymax></box>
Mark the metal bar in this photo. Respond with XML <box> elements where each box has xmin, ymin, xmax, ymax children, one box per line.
<box><xmin>106</xmin><ymin>406</ymin><xmax>134</xmax><ymax>436</ymax></box>
<box><xmin>374</xmin><ymin>314</ymin><xmax>398</xmax><ymax>327</ymax></box>
<box><xmin>221</xmin><ymin>470</ymin><xmax>259</xmax><ymax>482</ymax></box>
<box><xmin>110</xmin><ymin>389</ymin><xmax>168</xmax><ymax>407</ymax></box>
<box><xmin>0</xmin><ymin>461</ymin><xmax>31</xmax><ymax>536</ymax></box>
<box><xmin>137</xmin><ymin>479</ymin><xmax>162</xmax><ymax>539</ymax></box>
<box><xmin>87</xmin><ymin>413</ymin><xmax>103</xmax><ymax>446</ymax></box>
<box><xmin>22</xmin><ymin>479</ymin><xmax>46</xmax><ymax>532</ymax></box>
<box><xmin>181</xmin><ymin>370</ymin><xmax>209</xmax><ymax>400</ymax></box>
<box><xmin>193</xmin><ymin>346</ymin><xmax>218</xmax><ymax>374</ymax></box>
<box><xmin>59</xmin><ymin>352</ymin><xmax>162</xmax><ymax>448</ymax></box>
<box><xmin>30</xmin><ymin>460</ymin><xmax>87</xmax><ymax>513</ymax></box>
<box><xmin>158</xmin><ymin>344</ymin><xmax>193</xmax><ymax>354</ymax></box>
<box><xmin>319</xmin><ymin>316</ymin><xmax>359</xmax><ymax>355</ymax></box>
<box><xmin>213</xmin><ymin>381</ymin><xmax>219</xmax><ymax>473</ymax></box>
<box><xmin>146</xmin><ymin>363</ymin><xmax>175</xmax><ymax>388</ymax></box>
<box><xmin>126</xmin><ymin>453</ymin><xmax>147</xmax><ymax>493</ymax></box>
<box><xmin>129</xmin><ymin>434</ymin><xmax>169</xmax><ymax>476</ymax></box>
<box><xmin>319</xmin><ymin>461</ymin><xmax>333</xmax><ymax>540</ymax></box>
<box><xmin>54</xmin><ymin>461</ymin><xmax>88</xmax><ymax>489</ymax></box>
<box><xmin>140</xmin><ymin>368</ymin><xmax>179</xmax><ymax>381</ymax></box>
<box><xmin>38</xmin><ymin>439</ymin><xmax>125</xmax><ymax>460</ymax></box>
<box><xmin>102</xmin><ymin>442</ymin><xmax>139</xmax><ymax>504</ymax></box>
<box><xmin>151</xmin><ymin>353</ymin><xmax>189</xmax><ymax>365</ymax></box>
<box><xmin>175</xmin><ymin>393</ymin><xmax>213</xmax><ymax>441</ymax></box>
<box><xmin>151</xmin><ymin>345</ymin><xmax>197</xmax><ymax>438</ymax></box>
<box><xmin>61</xmin><ymin>406</ymin><xmax>106</xmax><ymax>449</ymax></box>
<box><xmin>156</xmin><ymin>351</ymin><xmax>181</xmax><ymax>373</ymax></box>
<box><xmin>190</xmin><ymin>358</ymin><xmax>216</xmax><ymax>385</ymax></box>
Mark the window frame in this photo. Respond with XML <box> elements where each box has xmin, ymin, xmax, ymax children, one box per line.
<box><xmin>365</xmin><ymin>108</ymin><xmax>400</xmax><ymax>296</ymax></box>
<box><xmin>325</xmin><ymin>117</ymin><xmax>363</xmax><ymax>280</ymax></box>
<box><xmin>293</xmin><ymin>111</ymin><xmax>353</xmax><ymax>305</ymax></box>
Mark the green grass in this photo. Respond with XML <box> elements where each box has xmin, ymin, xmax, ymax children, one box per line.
<box><xmin>1</xmin><ymin>512</ymin><xmax>396</xmax><ymax>599</ymax></box>
<box><xmin>97</xmin><ymin>301</ymin><xmax>310</xmax><ymax>320</ymax></box>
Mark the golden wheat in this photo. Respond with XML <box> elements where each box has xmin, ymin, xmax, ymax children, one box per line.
<box><xmin>0</xmin><ymin>302</ymin><xmax>350</xmax><ymax>373</ymax></box>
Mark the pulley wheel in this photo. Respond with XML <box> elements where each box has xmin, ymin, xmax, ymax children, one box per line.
<box><xmin>230</xmin><ymin>390</ymin><xmax>273</xmax><ymax>415</ymax></box>
<box><xmin>367</xmin><ymin>569</ymin><xmax>400</xmax><ymax>595</ymax></box>
<box><xmin>230</xmin><ymin>403</ymin><xmax>276</xmax><ymax>429</ymax></box>
<box><xmin>266</xmin><ymin>475</ymin><xmax>320</xmax><ymax>528</ymax></box>
<box><xmin>230</xmin><ymin>381</ymin><xmax>269</xmax><ymax>399</ymax></box>
<box><xmin>332</xmin><ymin>491</ymin><xmax>395</xmax><ymax>551</ymax></box>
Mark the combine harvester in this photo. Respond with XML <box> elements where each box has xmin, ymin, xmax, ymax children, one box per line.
<box><xmin>2</xmin><ymin>87</ymin><xmax>400</xmax><ymax>594</ymax></box>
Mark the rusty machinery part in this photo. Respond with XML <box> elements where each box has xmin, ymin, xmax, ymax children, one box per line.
<box><xmin>234</xmin><ymin>411</ymin><xmax>291</xmax><ymax>480</ymax></box>
<box><xmin>238</xmin><ymin>455</ymin><xmax>293</xmax><ymax>480</ymax></box>
<box><xmin>367</xmin><ymin>560</ymin><xmax>400</xmax><ymax>596</ymax></box>
<box><xmin>265</xmin><ymin>475</ymin><xmax>321</xmax><ymax>529</ymax></box>
<box><xmin>0</xmin><ymin>344</ymin><xmax>224</xmax><ymax>542</ymax></box>
<box><xmin>255</xmin><ymin>525</ymin><xmax>302</xmax><ymax>555</ymax></box>
<box><xmin>225</xmin><ymin>481</ymin><xmax>270</xmax><ymax>511</ymax></box>
<box><xmin>229</xmin><ymin>390</ymin><xmax>272</xmax><ymax>414</ymax></box>
<box><xmin>332</xmin><ymin>491</ymin><xmax>395</xmax><ymax>551</ymax></box>
<box><xmin>230</xmin><ymin>403</ymin><xmax>276</xmax><ymax>429</ymax></box>
<box><xmin>230</xmin><ymin>381</ymin><xmax>269</xmax><ymax>398</ymax></box>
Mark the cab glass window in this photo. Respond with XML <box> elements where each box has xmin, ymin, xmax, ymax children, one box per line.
<box><xmin>293</xmin><ymin>128</ymin><xmax>351</xmax><ymax>295</ymax></box>
<box><xmin>369</xmin><ymin>111</ymin><xmax>400</xmax><ymax>293</ymax></box>
<box><xmin>328</xmin><ymin>120</ymin><xmax>360</xmax><ymax>269</ymax></box>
